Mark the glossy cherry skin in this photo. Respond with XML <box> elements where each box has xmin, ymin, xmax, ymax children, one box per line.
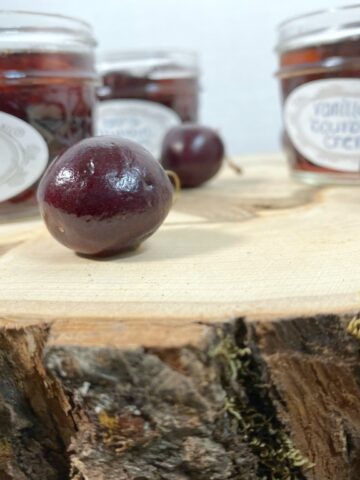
<box><xmin>160</xmin><ymin>125</ymin><xmax>224</xmax><ymax>188</ymax></box>
<box><xmin>37</xmin><ymin>136</ymin><xmax>173</xmax><ymax>257</ymax></box>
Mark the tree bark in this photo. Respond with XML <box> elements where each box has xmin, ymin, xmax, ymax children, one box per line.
<box><xmin>1</xmin><ymin>314</ymin><xmax>358</xmax><ymax>479</ymax></box>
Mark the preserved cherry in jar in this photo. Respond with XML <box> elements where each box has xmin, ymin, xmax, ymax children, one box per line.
<box><xmin>96</xmin><ymin>51</ymin><xmax>199</xmax><ymax>158</ymax></box>
<box><xmin>0</xmin><ymin>12</ymin><xmax>97</xmax><ymax>219</ymax></box>
<box><xmin>277</xmin><ymin>5</ymin><xmax>360</xmax><ymax>184</ymax></box>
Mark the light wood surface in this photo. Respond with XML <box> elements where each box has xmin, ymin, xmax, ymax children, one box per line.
<box><xmin>2</xmin><ymin>153</ymin><xmax>360</xmax><ymax>480</ymax></box>
<box><xmin>0</xmin><ymin>154</ymin><xmax>359</xmax><ymax>347</ymax></box>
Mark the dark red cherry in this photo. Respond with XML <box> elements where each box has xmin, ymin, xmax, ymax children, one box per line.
<box><xmin>37</xmin><ymin>136</ymin><xmax>173</xmax><ymax>257</ymax></box>
<box><xmin>160</xmin><ymin>125</ymin><xmax>225</xmax><ymax>188</ymax></box>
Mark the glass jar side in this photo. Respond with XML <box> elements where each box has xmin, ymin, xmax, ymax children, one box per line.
<box><xmin>96</xmin><ymin>50</ymin><xmax>200</xmax><ymax>158</ymax></box>
<box><xmin>277</xmin><ymin>5</ymin><xmax>360</xmax><ymax>184</ymax></box>
<box><xmin>0</xmin><ymin>11</ymin><xmax>97</xmax><ymax>220</ymax></box>
<box><xmin>97</xmin><ymin>50</ymin><xmax>200</xmax><ymax>121</ymax></box>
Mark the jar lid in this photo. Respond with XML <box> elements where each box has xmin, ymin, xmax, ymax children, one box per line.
<box><xmin>97</xmin><ymin>50</ymin><xmax>199</xmax><ymax>79</ymax></box>
<box><xmin>277</xmin><ymin>4</ymin><xmax>360</xmax><ymax>52</ymax></box>
<box><xmin>0</xmin><ymin>10</ymin><xmax>97</xmax><ymax>52</ymax></box>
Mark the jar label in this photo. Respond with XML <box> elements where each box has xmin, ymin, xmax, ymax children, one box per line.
<box><xmin>0</xmin><ymin>111</ymin><xmax>49</xmax><ymax>203</ymax></box>
<box><xmin>284</xmin><ymin>79</ymin><xmax>360</xmax><ymax>172</ymax></box>
<box><xmin>96</xmin><ymin>99</ymin><xmax>181</xmax><ymax>158</ymax></box>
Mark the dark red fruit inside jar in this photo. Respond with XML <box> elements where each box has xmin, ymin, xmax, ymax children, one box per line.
<box><xmin>37</xmin><ymin>136</ymin><xmax>173</xmax><ymax>257</ymax></box>
<box><xmin>160</xmin><ymin>125</ymin><xmax>224</xmax><ymax>188</ymax></box>
<box><xmin>0</xmin><ymin>51</ymin><xmax>95</xmax><ymax>218</ymax></box>
<box><xmin>0</xmin><ymin>52</ymin><xmax>94</xmax><ymax>158</ymax></box>
<box><xmin>98</xmin><ymin>69</ymin><xmax>198</xmax><ymax>122</ymax></box>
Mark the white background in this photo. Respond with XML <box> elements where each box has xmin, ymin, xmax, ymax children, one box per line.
<box><xmin>1</xmin><ymin>0</ymin><xmax>353</xmax><ymax>154</ymax></box>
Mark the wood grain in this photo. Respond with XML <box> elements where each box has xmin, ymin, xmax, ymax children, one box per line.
<box><xmin>0</xmin><ymin>154</ymin><xmax>359</xmax><ymax>335</ymax></box>
<box><xmin>1</xmin><ymin>154</ymin><xmax>360</xmax><ymax>480</ymax></box>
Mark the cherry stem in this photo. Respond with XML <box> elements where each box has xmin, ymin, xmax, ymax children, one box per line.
<box><xmin>165</xmin><ymin>170</ymin><xmax>181</xmax><ymax>204</ymax></box>
<box><xmin>226</xmin><ymin>157</ymin><xmax>243</xmax><ymax>175</ymax></box>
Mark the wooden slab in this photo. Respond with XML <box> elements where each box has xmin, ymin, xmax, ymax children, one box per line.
<box><xmin>1</xmin><ymin>154</ymin><xmax>360</xmax><ymax>480</ymax></box>
<box><xmin>0</xmin><ymin>154</ymin><xmax>359</xmax><ymax>333</ymax></box>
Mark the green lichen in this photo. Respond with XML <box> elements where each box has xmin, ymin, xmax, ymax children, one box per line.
<box><xmin>347</xmin><ymin>316</ymin><xmax>360</xmax><ymax>341</ymax></box>
<box><xmin>0</xmin><ymin>439</ymin><xmax>12</xmax><ymax>470</ymax></box>
<box><xmin>211</xmin><ymin>327</ymin><xmax>314</xmax><ymax>480</ymax></box>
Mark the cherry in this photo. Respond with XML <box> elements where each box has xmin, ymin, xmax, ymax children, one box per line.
<box><xmin>160</xmin><ymin>124</ymin><xmax>224</xmax><ymax>188</ymax></box>
<box><xmin>37</xmin><ymin>136</ymin><xmax>173</xmax><ymax>257</ymax></box>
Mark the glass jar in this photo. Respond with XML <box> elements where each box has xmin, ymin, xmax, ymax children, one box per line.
<box><xmin>277</xmin><ymin>5</ymin><xmax>360</xmax><ymax>185</ymax></box>
<box><xmin>96</xmin><ymin>50</ymin><xmax>199</xmax><ymax>158</ymax></box>
<box><xmin>0</xmin><ymin>11</ymin><xmax>97</xmax><ymax>220</ymax></box>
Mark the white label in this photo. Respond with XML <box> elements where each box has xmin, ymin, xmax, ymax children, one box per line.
<box><xmin>96</xmin><ymin>99</ymin><xmax>181</xmax><ymax>158</ymax></box>
<box><xmin>0</xmin><ymin>111</ymin><xmax>49</xmax><ymax>202</ymax></box>
<box><xmin>284</xmin><ymin>79</ymin><xmax>360</xmax><ymax>172</ymax></box>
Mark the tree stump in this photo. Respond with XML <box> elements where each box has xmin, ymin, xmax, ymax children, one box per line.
<box><xmin>0</xmin><ymin>154</ymin><xmax>359</xmax><ymax>480</ymax></box>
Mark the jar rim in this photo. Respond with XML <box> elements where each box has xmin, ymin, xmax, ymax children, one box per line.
<box><xmin>277</xmin><ymin>3</ymin><xmax>360</xmax><ymax>52</ymax></box>
<box><xmin>97</xmin><ymin>49</ymin><xmax>198</xmax><ymax>59</ymax></box>
<box><xmin>97</xmin><ymin>49</ymin><xmax>199</xmax><ymax>76</ymax></box>
<box><xmin>0</xmin><ymin>9</ymin><xmax>93</xmax><ymax>29</ymax></box>
<box><xmin>0</xmin><ymin>9</ymin><xmax>96</xmax><ymax>50</ymax></box>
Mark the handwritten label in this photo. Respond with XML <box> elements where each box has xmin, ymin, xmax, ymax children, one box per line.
<box><xmin>96</xmin><ymin>99</ymin><xmax>181</xmax><ymax>159</ymax></box>
<box><xmin>284</xmin><ymin>79</ymin><xmax>360</xmax><ymax>172</ymax></box>
<box><xmin>0</xmin><ymin>111</ymin><xmax>48</xmax><ymax>202</ymax></box>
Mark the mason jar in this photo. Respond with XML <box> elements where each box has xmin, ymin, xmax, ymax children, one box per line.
<box><xmin>277</xmin><ymin>5</ymin><xmax>360</xmax><ymax>184</ymax></box>
<box><xmin>0</xmin><ymin>11</ymin><xmax>97</xmax><ymax>219</ymax></box>
<box><xmin>96</xmin><ymin>50</ymin><xmax>200</xmax><ymax>158</ymax></box>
